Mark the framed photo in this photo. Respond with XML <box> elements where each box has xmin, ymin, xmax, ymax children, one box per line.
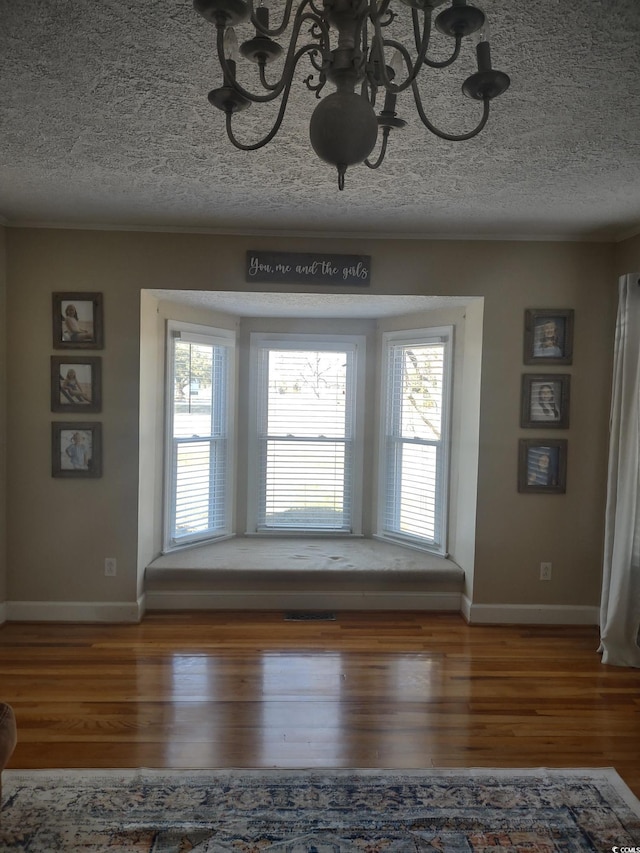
<box><xmin>518</xmin><ymin>439</ymin><xmax>567</xmax><ymax>494</ymax></box>
<box><xmin>51</xmin><ymin>357</ymin><xmax>102</xmax><ymax>413</ymax></box>
<box><xmin>524</xmin><ymin>309</ymin><xmax>574</xmax><ymax>365</ymax></box>
<box><xmin>521</xmin><ymin>374</ymin><xmax>570</xmax><ymax>429</ymax></box>
<box><xmin>52</xmin><ymin>422</ymin><xmax>102</xmax><ymax>478</ymax></box>
<box><xmin>52</xmin><ymin>292</ymin><xmax>104</xmax><ymax>349</ymax></box>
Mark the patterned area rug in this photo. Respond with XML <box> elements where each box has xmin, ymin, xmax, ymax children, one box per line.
<box><xmin>2</xmin><ymin>767</ymin><xmax>640</xmax><ymax>851</ymax></box>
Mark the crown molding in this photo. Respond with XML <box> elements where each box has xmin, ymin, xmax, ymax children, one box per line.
<box><xmin>0</xmin><ymin>219</ymin><xmax>621</xmax><ymax>243</ymax></box>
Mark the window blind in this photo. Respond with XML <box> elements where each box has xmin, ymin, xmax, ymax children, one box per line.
<box><xmin>167</xmin><ymin>335</ymin><xmax>230</xmax><ymax>548</ymax></box>
<box><xmin>382</xmin><ymin>338</ymin><xmax>447</xmax><ymax>550</ymax></box>
<box><xmin>257</xmin><ymin>347</ymin><xmax>354</xmax><ymax>531</ymax></box>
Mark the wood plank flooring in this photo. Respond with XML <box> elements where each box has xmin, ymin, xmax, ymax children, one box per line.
<box><xmin>1</xmin><ymin>611</ymin><xmax>639</xmax><ymax>797</ymax></box>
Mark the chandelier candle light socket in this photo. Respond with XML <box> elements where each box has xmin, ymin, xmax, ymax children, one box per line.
<box><xmin>193</xmin><ymin>0</ymin><xmax>510</xmax><ymax>189</ymax></box>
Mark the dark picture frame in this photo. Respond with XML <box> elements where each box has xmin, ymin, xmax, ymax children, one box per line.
<box><xmin>518</xmin><ymin>439</ymin><xmax>567</xmax><ymax>494</ymax></box>
<box><xmin>52</xmin><ymin>422</ymin><xmax>102</xmax><ymax>478</ymax></box>
<box><xmin>521</xmin><ymin>374</ymin><xmax>570</xmax><ymax>429</ymax></box>
<box><xmin>52</xmin><ymin>292</ymin><xmax>104</xmax><ymax>349</ymax></box>
<box><xmin>51</xmin><ymin>356</ymin><xmax>102</xmax><ymax>413</ymax></box>
<box><xmin>524</xmin><ymin>309</ymin><xmax>574</xmax><ymax>365</ymax></box>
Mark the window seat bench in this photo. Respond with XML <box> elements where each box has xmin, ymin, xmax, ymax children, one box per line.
<box><xmin>145</xmin><ymin>537</ymin><xmax>464</xmax><ymax>612</ymax></box>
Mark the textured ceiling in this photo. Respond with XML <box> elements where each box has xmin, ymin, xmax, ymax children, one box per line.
<box><xmin>1</xmin><ymin>0</ymin><xmax>640</xmax><ymax>241</ymax></box>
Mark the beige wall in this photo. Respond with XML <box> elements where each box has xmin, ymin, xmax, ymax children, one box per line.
<box><xmin>3</xmin><ymin>228</ymin><xmax>619</xmax><ymax>619</ymax></box>
<box><xmin>614</xmin><ymin>233</ymin><xmax>640</xmax><ymax>277</ymax></box>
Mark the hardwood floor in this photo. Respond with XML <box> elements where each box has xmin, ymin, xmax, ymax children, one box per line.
<box><xmin>1</xmin><ymin>611</ymin><xmax>639</xmax><ymax>797</ymax></box>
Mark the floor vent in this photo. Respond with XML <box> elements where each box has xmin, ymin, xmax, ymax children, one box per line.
<box><xmin>284</xmin><ymin>611</ymin><xmax>337</xmax><ymax>622</ymax></box>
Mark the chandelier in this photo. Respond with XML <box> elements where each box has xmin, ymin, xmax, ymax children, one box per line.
<box><xmin>193</xmin><ymin>0</ymin><xmax>510</xmax><ymax>189</ymax></box>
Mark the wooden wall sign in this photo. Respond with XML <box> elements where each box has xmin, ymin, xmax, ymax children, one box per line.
<box><xmin>246</xmin><ymin>251</ymin><xmax>371</xmax><ymax>286</ymax></box>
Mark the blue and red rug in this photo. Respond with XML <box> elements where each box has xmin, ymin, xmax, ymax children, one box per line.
<box><xmin>2</xmin><ymin>767</ymin><xmax>639</xmax><ymax>851</ymax></box>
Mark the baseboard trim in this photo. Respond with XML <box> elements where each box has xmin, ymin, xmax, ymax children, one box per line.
<box><xmin>462</xmin><ymin>597</ymin><xmax>600</xmax><ymax>625</ymax></box>
<box><xmin>6</xmin><ymin>598</ymin><xmax>146</xmax><ymax>623</ymax></box>
<box><xmin>2</xmin><ymin>595</ymin><xmax>599</xmax><ymax>624</ymax></box>
<box><xmin>145</xmin><ymin>590</ymin><xmax>462</xmax><ymax>612</ymax></box>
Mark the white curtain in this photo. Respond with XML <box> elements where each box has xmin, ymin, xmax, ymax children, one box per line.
<box><xmin>600</xmin><ymin>272</ymin><xmax>640</xmax><ymax>667</ymax></box>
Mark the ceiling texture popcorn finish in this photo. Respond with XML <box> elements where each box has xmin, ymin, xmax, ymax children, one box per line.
<box><xmin>1</xmin><ymin>0</ymin><xmax>639</xmax><ymax>240</ymax></box>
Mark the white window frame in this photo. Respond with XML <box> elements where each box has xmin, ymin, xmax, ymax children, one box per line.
<box><xmin>377</xmin><ymin>326</ymin><xmax>453</xmax><ymax>555</ymax></box>
<box><xmin>163</xmin><ymin>320</ymin><xmax>236</xmax><ymax>552</ymax></box>
<box><xmin>246</xmin><ymin>332</ymin><xmax>366</xmax><ymax>536</ymax></box>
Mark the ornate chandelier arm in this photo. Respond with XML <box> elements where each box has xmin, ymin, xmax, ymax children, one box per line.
<box><xmin>217</xmin><ymin>11</ymin><xmax>329</xmax><ymax>103</ymax></box>
<box><xmin>224</xmin><ymin>44</ymin><xmax>322</xmax><ymax>150</ymax></box>
<box><xmin>258</xmin><ymin>60</ymin><xmax>292</xmax><ymax>91</ymax></box>
<box><xmin>258</xmin><ymin>63</ymin><xmax>279</xmax><ymax>91</ymax></box>
<box><xmin>369</xmin><ymin>9</ymin><xmax>460</xmax><ymax>98</ymax></box>
<box><xmin>364</xmin><ymin>126</ymin><xmax>390</xmax><ymax>169</ymax></box>
<box><xmin>305</xmin><ymin>0</ymin><xmax>327</xmax><ymax>19</ymax></box>
<box><xmin>257</xmin><ymin>47</ymin><xmax>323</xmax><ymax>93</ymax></box>
<box><xmin>410</xmin><ymin>7</ymin><xmax>422</xmax><ymax>52</ymax></box>
<box><xmin>369</xmin><ymin>14</ymin><xmax>432</xmax><ymax>95</ymax></box>
<box><xmin>361</xmin><ymin>71</ymin><xmax>377</xmax><ymax>110</ymax></box>
<box><xmin>361</xmin><ymin>17</ymin><xmax>376</xmax><ymax>103</ymax></box>
<box><xmin>412</xmin><ymin>78</ymin><xmax>491</xmax><ymax>139</ymax></box>
<box><xmin>248</xmin><ymin>0</ymin><xmax>310</xmax><ymax>37</ymax></box>
<box><xmin>258</xmin><ymin>32</ymin><xmax>326</xmax><ymax>92</ymax></box>
<box><xmin>368</xmin><ymin>35</ymin><xmax>419</xmax><ymax>94</ymax></box>
<box><xmin>424</xmin><ymin>35</ymin><xmax>461</xmax><ymax>68</ymax></box>
<box><xmin>411</xmin><ymin>9</ymin><xmax>462</xmax><ymax>69</ymax></box>
<box><xmin>372</xmin><ymin>0</ymin><xmax>393</xmax><ymax>21</ymax></box>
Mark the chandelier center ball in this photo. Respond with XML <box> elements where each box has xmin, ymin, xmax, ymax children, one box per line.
<box><xmin>310</xmin><ymin>92</ymin><xmax>378</xmax><ymax>168</ymax></box>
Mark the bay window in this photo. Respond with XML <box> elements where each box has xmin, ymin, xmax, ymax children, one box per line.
<box><xmin>163</xmin><ymin>323</ymin><xmax>452</xmax><ymax>555</ymax></box>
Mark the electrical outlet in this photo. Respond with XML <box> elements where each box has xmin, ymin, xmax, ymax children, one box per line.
<box><xmin>104</xmin><ymin>558</ymin><xmax>117</xmax><ymax>577</ymax></box>
<box><xmin>539</xmin><ymin>562</ymin><xmax>552</xmax><ymax>581</ymax></box>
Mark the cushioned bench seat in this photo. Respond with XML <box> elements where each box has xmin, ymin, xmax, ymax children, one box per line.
<box><xmin>145</xmin><ymin>537</ymin><xmax>465</xmax><ymax>611</ymax></box>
